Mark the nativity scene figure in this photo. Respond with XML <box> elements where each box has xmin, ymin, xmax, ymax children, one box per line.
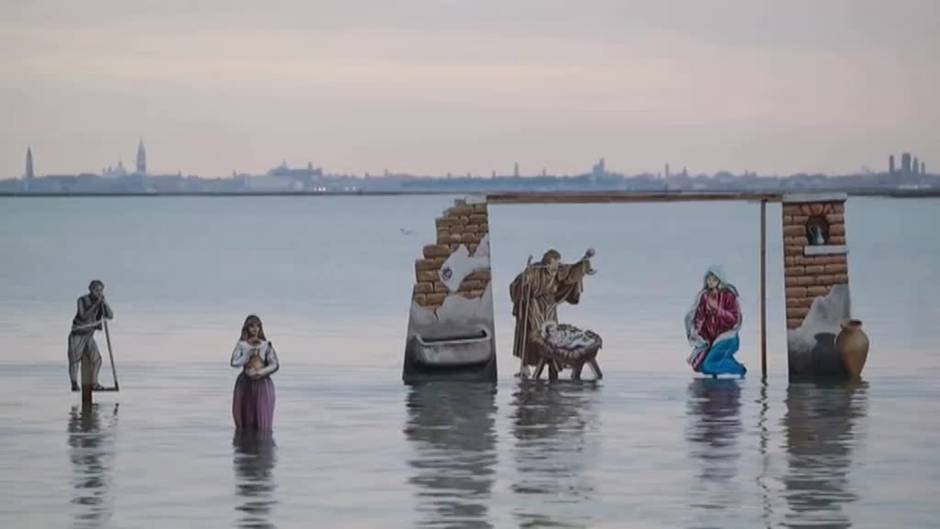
<box><xmin>510</xmin><ymin>248</ymin><xmax>603</xmax><ymax>380</ymax></box>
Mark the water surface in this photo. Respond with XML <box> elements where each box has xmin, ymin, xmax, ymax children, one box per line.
<box><xmin>1</xmin><ymin>196</ymin><xmax>938</xmax><ymax>527</ymax></box>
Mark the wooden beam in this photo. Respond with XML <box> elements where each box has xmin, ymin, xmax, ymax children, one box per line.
<box><xmin>486</xmin><ymin>191</ymin><xmax>783</xmax><ymax>205</ymax></box>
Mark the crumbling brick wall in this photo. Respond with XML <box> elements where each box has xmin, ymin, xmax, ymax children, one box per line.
<box><xmin>412</xmin><ymin>199</ymin><xmax>491</xmax><ymax>310</ymax></box>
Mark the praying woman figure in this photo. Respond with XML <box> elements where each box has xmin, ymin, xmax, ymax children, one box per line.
<box><xmin>684</xmin><ymin>266</ymin><xmax>746</xmax><ymax>377</ymax></box>
<box><xmin>231</xmin><ymin>315</ymin><xmax>279</xmax><ymax>431</ymax></box>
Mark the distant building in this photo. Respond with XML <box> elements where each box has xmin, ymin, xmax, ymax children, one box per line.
<box><xmin>267</xmin><ymin>160</ymin><xmax>323</xmax><ymax>179</ymax></box>
<box><xmin>665</xmin><ymin>163</ymin><xmax>671</xmax><ymax>178</ymax></box>
<box><xmin>901</xmin><ymin>152</ymin><xmax>912</xmax><ymax>174</ymax></box>
<box><xmin>24</xmin><ymin>147</ymin><xmax>34</xmax><ymax>179</ymax></box>
<box><xmin>246</xmin><ymin>173</ymin><xmax>304</xmax><ymax>192</ymax></box>
<box><xmin>136</xmin><ymin>140</ymin><xmax>146</xmax><ymax>175</ymax></box>
<box><xmin>100</xmin><ymin>140</ymin><xmax>147</xmax><ymax>178</ymax></box>
<box><xmin>889</xmin><ymin>154</ymin><xmax>895</xmax><ymax>174</ymax></box>
<box><xmin>591</xmin><ymin>158</ymin><xmax>606</xmax><ymax>179</ymax></box>
<box><xmin>513</xmin><ymin>162</ymin><xmax>520</xmax><ymax>178</ymax></box>
<box><xmin>922</xmin><ymin>161</ymin><xmax>927</xmax><ymax>175</ymax></box>
<box><xmin>913</xmin><ymin>157</ymin><xmax>920</xmax><ymax>175</ymax></box>
<box><xmin>246</xmin><ymin>160</ymin><xmax>325</xmax><ymax>191</ymax></box>
<box><xmin>102</xmin><ymin>161</ymin><xmax>128</xmax><ymax>178</ymax></box>
<box><xmin>22</xmin><ymin>147</ymin><xmax>35</xmax><ymax>192</ymax></box>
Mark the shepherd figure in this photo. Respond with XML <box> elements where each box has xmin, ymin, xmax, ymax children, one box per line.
<box><xmin>67</xmin><ymin>280</ymin><xmax>113</xmax><ymax>391</ymax></box>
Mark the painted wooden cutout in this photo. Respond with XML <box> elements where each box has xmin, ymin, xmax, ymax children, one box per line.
<box><xmin>509</xmin><ymin>248</ymin><xmax>602</xmax><ymax>380</ymax></box>
<box><xmin>403</xmin><ymin>197</ymin><xmax>497</xmax><ymax>383</ymax></box>
<box><xmin>68</xmin><ymin>280</ymin><xmax>114</xmax><ymax>397</ymax></box>
<box><xmin>684</xmin><ymin>266</ymin><xmax>746</xmax><ymax>377</ymax></box>
<box><xmin>782</xmin><ymin>194</ymin><xmax>854</xmax><ymax>378</ymax></box>
<box><xmin>231</xmin><ymin>315</ymin><xmax>279</xmax><ymax>431</ymax></box>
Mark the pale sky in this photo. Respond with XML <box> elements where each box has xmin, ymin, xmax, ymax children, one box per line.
<box><xmin>2</xmin><ymin>0</ymin><xmax>938</xmax><ymax>178</ymax></box>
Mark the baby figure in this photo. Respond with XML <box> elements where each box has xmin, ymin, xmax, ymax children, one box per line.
<box><xmin>542</xmin><ymin>321</ymin><xmax>561</xmax><ymax>346</ymax></box>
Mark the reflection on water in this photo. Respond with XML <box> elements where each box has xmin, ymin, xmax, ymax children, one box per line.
<box><xmin>5</xmin><ymin>362</ymin><xmax>930</xmax><ymax>528</ymax></box>
<box><xmin>233</xmin><ymin>432</ymin><xmax>278</xmax><ymax>529</ymax></box>
<box><xmin>782</xmin><ymin>381</ymin><xmax>868</xmax><ymax>529</ymax></box>
<box><xmin>68</xmin><ymin>403</ymin><xmax>118</xmax><ymax>529</ymax></box>
<box><xmin>404</xmin><ymin>382</ymin><xmax>498</xmax><ymax>528</ymax></box>
<box><xmin>685</xmin><ymin>378</ymin><xmax>743</xmax><ymax>523</ymax></box>
<box><xmin>511</xmin><ymin>383</ymin><xmax>600</xmax><ymax>529</ymax></box>
<box><xmin>757</xmin><ymin>383</ymin><xmax>773</xmax><ymax>529</ymax></box>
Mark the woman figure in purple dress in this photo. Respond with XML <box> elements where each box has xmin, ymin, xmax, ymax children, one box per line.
<box><xmin>231</xmin><ymin>315</ymin><xmax>279</xmax><ymax>431</ymax></box>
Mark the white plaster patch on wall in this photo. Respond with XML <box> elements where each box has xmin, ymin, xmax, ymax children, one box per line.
<box><xmin>438</xmin><ymin>236</ymin><xmax>491</xmax><ymax>291</ymax></box>
<box><xmin>475</xmin><ymin>234</ymin><xmax>490</xmax><ymax>257</ymax></box>
<box><xmin>787</xmin><ymin>284</ymin><xmax>851</xmax><ymax>354</ymax></box>
<box><xmin>409</xmin><ymin>283</ymin><xmax>494</xmax><ymax>328</ymax></box>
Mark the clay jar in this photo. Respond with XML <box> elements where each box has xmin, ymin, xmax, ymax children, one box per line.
<box><xmin>837</xmin><ymin>319</ymin><xmax>869</xmax><ymax>378</ymax></box>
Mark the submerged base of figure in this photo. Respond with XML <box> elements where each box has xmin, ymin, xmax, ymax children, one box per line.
<box><xmin>402</xmin><ymin>346</ymin><xmax>497</xmax><ymax>384</ymax></box>
<box><xmin>518</xmin><ymin>356</ymin><xmax>603</xmax><ymax>381</ymax></box>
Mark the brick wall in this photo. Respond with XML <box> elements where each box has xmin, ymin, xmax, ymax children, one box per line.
<box><xmin>412</xmin><ymin>199</ymin><xmax>491</xmax><ymax>310</ymax></box>
<box><xmin>782</xmin><ymin>200</ymin><xmax>848</xmax><ymax>329</ymax></box>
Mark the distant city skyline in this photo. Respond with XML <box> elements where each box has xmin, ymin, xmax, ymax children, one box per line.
<box><xmin>3</xmin><ymin>1</ymin><xmax>938</xmax><ymax>177</ymax></box>
<box><xmin>11</xmin><ymin>139</ymin><xmax>929</xmax><ymax>184</ymax></box>
<box><xmin>15</xmin><ymin>142</ymin><xmax>930</xmax><ymax>181</ymax></box>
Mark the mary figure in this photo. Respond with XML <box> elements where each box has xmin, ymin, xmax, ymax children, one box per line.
<box><xmin>684</xmin><ymin>266</ymin><xmax>746</xmax><ymax>377</ymax></box>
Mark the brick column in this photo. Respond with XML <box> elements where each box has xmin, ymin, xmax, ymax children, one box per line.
<box><xmin>782</xmin><ymin>193</ymin><xmax>851</xmax><ymax>377</ymax></box>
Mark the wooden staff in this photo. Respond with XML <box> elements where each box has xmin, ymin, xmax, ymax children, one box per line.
<box><xmin>103</xmin><ymin>319</ymin><xmax>119</xmax><ymax>391</ymax></box>
<box><xmin>518</xmin><ymin>256</ymin><xmax>534</xmax><ymax>378</ymax></box>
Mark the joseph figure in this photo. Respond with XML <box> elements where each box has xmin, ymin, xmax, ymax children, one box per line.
<box><xmin>509</xmin><ymin>248</ymin><xmax>595</xmax><ymax>376</ymax></box>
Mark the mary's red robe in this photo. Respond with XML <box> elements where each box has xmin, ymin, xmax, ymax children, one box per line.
<box><xmin>693</xmin><ymin>289</ymin><xmax>741</xmax><ymax>345</ymax></box>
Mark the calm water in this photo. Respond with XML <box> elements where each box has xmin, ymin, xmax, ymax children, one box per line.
<box><xmin>1</xmin><ymin>196</ymin><xmax>939</xmax><ymax>527</ymax></box>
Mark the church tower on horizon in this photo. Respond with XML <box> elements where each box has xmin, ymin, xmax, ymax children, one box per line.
<box><xmin>136</xmin><ymin>139</ymin><xmax>146</xmax><ymax>175</ymax></box>
<box><xmin>25</xmin><ymin>147</ymin><xmax>34</xmax><ymax>179</ymax></box>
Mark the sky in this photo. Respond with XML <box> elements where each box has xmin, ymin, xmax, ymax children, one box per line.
<box><xmin>2</xmin><ymin>0</ymin><xmax>938</xmax><ymax>178</ymax></box>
